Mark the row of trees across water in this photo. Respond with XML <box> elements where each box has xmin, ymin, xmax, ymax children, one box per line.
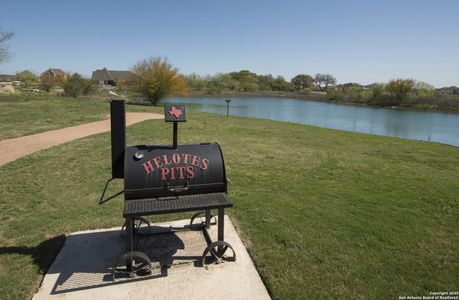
<box><xmin>328</xmin><ymin>80</ymin><xmax>458</xmax><ymax>111</ymax></box>
<box><xmin>183</xmin><ymin>71</ymin><xmax>336</xmax><ymax>94</ymax></box>
<box><xmin>182</xmin><ymin>67</ymin><xmax>458</xmax><ymax>112</ymax></box>
<box><xmin>6</xmin><ymin>57</ymin><xmax>459</xmax><ymax>111</ymax></box>
<box><xmin>181</xmin><ymin>66</ymin><xmax>458</xmax><ymax>112</ymax></box>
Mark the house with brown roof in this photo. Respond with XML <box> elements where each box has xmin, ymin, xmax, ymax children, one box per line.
<box><xmin>40</xmin><ymin>68</ymin><xmax>68</xmax><ymax>83</ymax></box>
<box><xmin>91</xmin><ymin>68</ymin><xmax>135</xmax><ymax>85</ymax></box>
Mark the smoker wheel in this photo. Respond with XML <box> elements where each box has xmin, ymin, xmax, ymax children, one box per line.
<box><xmin>190</xmin><ymin>211</ymin><xmax>217</xmax><ymax>228</ymax></box>
<box><xmin>113</xmin><ymin>251</ymin><xmax>152</xmax><ymax>279</ymax></box>
<box><xmin>201</xmin><ymin>241</ymin><xmax>236</xmax><ymax>268</ymax></box>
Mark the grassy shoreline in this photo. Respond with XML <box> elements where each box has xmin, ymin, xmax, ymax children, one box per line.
<box><xmin>1</xmin><ymin>105</ymin><xmax>458</xmax><ymax>299</ymax></box>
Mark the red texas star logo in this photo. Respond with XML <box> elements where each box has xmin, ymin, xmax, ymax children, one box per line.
<box><xmin>169</xmin><ymin>106</ymin><xmax>183</xmax><ymax>119</ymax></box>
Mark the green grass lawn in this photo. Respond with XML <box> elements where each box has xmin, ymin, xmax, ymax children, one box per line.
<box><xmin>0</xmin><ymin>104</ymin><xmax>458</xmax><ymax>299</ymax></box>
<box><xmin>0</xmin><ymin>93</ymin><xmax>154</xmax><ymax>140</ymax></box>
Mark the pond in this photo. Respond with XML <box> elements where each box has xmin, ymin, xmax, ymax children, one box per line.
<box><xmin>163</xmin><ymin>97</ymin><xmax>459</xmax><ymax>147</ymax></box>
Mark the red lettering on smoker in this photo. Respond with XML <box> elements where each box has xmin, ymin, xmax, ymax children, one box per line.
<box><xmin>200</xmin><ymin>159</ymin><xmax>209</xmax><ymax>170</ymax></box>
<box><xmin>186</xmin><ymin>166</ymin><xmax>195</xmax><ymax>179</ymax></box>
<box><xmin>153</xmin><ymin>157</ymin><xmax>163</xmax><ymax>168</ymax></box>
<box><xmin>143</xmin><ymin>161</ymin><xmax>155</xmax><ymax>175</ymax></box>
<box><xmin>172</xmin><ymin>153</ymin><xmax>180</xmax><ymax>164</ymax></box>
<box><xmin>177</xmin><ymin>167</ymin><xmax>186</xmax><ymax>179</ymax></box>
<box><xmin>163</xmin><ymin>154</ymin><xmax>171</xmax><ymax>165</ymax></box>
<box><xmin>142</xmin><ymin>153</ymin><xmax>209</xmax><ymax>180</ymax></box>
<box><xmin>161</xmin><ymin>168</ymin><xmax>170</xmax><ymax>180</ymax></box>
<box><xmin>182</xmin><ymin>153</ymin><xmax>191</xmax><ymax>164</ymax></box>
<box><xmin>191</xmin><ymin>155</ymin><xmax>200</xmax><ymax>167</ymax></box>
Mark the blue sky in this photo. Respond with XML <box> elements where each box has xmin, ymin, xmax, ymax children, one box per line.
<box><xmin>1</xmin><ymin>0</ymin><xmax>458</xmax><ymax>87</ymax></box>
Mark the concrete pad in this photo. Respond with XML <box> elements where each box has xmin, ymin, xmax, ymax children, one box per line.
<box><xmin>33</xmin><ymin>216</ymin><xmax>271</xmax><ymax>300</ymax></box>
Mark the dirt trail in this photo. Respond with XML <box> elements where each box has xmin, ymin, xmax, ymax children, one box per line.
<box><xmin>0</xmin><ymin>112</ymin><xmax>163</xmax><ymax>166</ymax></box>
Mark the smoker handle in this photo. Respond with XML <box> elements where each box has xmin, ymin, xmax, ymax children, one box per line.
<box><xmin>166</xmin><ymin>181</ymin><xmax>190</xmax><ymax>193</ymax></box>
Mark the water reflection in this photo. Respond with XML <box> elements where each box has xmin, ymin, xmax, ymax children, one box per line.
<box><xmin>163</xmin><ymin>97</ymin><xmax>459</xmax><ymax>147</ymax></box>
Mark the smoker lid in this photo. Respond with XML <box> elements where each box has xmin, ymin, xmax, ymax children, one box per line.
<box><xmin>123</xmin><ymin>143</ymin><xmax>227</xmax><ymax>200</ymax></box>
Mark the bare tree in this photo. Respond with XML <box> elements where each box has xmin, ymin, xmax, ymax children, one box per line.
<box><xmin>314</xmin><ymin>73</ymin><xmax>337</xmax><ymax>91</ymax></box>
<box><xmin>0</xmin><ymin>27</ymin><xmax>14</xmax><ymax>65</ymax></box>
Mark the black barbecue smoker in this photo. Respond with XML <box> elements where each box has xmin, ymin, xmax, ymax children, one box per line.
<box><xmin>100</xmin><ymin>100</ymin><xmax>235</xmax><ymax>278</ymax></box>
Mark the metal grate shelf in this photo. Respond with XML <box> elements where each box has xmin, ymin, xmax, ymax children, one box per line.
<box><xmin>123</xmin><ymin>192</ymin><xmax>232</xmax><ymax>217</ymax></box>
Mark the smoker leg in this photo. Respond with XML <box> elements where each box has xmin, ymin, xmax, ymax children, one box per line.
<box><xmin>113</xmin><ymin>217</ymin><xmax>152</xmax><ymax>279</ymax></box>
<box><xmin>125</xmin><ymin>218</ymin><xmax>134</xmax><ymax>273</ymax></box>
<box><xmin>190</xmin><ymin>211</ymin><xmax>216</xmax><ymax>228</ymax></box>
<box><xmin>217</xmin><ymin>208</ymin><xmax>224</xmax><ymax>254</ymax></box>
<box><xmin>125</xmin><ymin>218</ymin><xmax>135</xmax><ymax>252</ymax></box>
<box><xmin>121</xmin><ymin>216</ymin><xmax>151</xmax><ymax>235</ymax></box>
<box><xmin>205</xmin><ymin>209</ymin><xmax>211</xmax><ymax>229</ymax></box>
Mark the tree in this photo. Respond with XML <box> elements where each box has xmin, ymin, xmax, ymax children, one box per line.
<box><xmin>270</xmin><ymin>75</ymin><xmax>294</xmax><ymax>91</ymax></box>
<box><xmin>415</xmin><ymin>81</ymin><xmax>434</xmax><ymax>92</ymax></box>
<box><xmin>385</xmin><ymin>78</ymin><xmax>415</xmax><ymax>103</ymax></box>
<box><xmin>15</xmin><ymin>70</ymin><xmax>38</xmax><ymax>90</ymax></box>
<box><xmin>229</xmin><ymin>70</ymin><xmax>259</xmax><ymax>92</ymax></box>
<box><xmin>314</xmin><ymin>73</ymin><xmax>337</xmax><ymax>91</ymax></box>
<box><xmin>216</xmin><ymin>73</ymin><xmax>239</xmax><ymax>91</ymax></box>
<box><xmin>413</xmin><ymin>80</ymin><xmax>435</xmax><ymax>98</ymax></box>
<box><xmin>291</xmin><ymin>74</ymin><xmax>313</xmax><ymax>90</ymax></box>
<box><xmin>132</xmin><ymin>57</ymin><xmax>186</xmax><ymax>105</ymax></box>
<box><xmin>63</xmin><ymin>73</ymin><xmax>93</xmax><ymax>97</ymax></box>
<box><xmin>0</xmin><ymin>27</ymin><xmax>14</xmax><ymax>65</ymax></box>
<box><xmin>184</xmin><ymin>73</ymin><xmax>207</xmax><ymax>90</ymax></box>
<box><xmin>370</xmin><ymin>83</ymin><xmax>385</xmax><ymax>100</ymax></box>
<box><xmin>256</xmin><ymin>74</ymin><xmax>274</xmax><ymax>91</ymax></box>
<box><xmin>15</xmin><ymin>70</ymin><xmax>38</xmax><ymax>82</ymax></box>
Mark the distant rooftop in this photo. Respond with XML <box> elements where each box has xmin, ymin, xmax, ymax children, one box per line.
<box><xmin>91</xmin><ymin>68</ymin><xmax>134</xmax><ymax>82</ymax></box>
<box><xmin>41</xmin><ymin>68</ymin><xmax>67</xmax><ymax>77</ymax></box>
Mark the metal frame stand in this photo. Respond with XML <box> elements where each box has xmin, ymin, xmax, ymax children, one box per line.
<box><xmin>113</xmin><ymin>209</ymin><xmax>235</xmax><ymax>278</ymax></box>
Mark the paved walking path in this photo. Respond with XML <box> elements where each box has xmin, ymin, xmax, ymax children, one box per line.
<box><xmin>0</xmin><ymin>112</ymin><xmax>163</xmax><ymax>166</ymax></box>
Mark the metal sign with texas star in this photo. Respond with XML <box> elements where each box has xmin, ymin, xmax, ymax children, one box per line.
<box><xmin>164</xmin><ymin>104</ymin><xmax>187</xmax><ymax>122</ymax></box>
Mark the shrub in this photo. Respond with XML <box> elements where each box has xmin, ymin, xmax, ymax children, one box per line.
<box><xmin>326</xmin><ymin>89</ymin><xmax>343</xmax><ymax>101</ymax></box>
<box><xmin>298</xmin><ymin>88</ymin><xmax>311</xmax><ymax>95</ymax></box>
<box><xmin>327</xmin><ymin>86</ymin><xmax>367</xmax><ymax>103</ymax></box>
<box><xmin>40</xmin><ymin>81</ymin><xmax>53</xmax><ymax>92</ymax></box>
<box><xmin>82</xmin><ymin>80</ymin><xmax>96</xmax><ymax>95</ymax></box>
<box><xmin>63</xmin><ymin>73</ymin><xmax>91</xmax><ymax>97</ymax></box>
